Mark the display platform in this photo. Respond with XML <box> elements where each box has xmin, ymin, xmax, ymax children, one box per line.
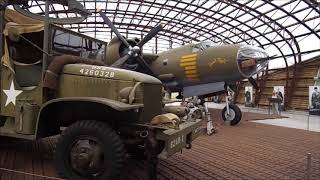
<box><xmin>309</xmin><ymin>109</ymin><xmax>320</xmax><ymax>116</ymax></box>
<box><xmin>0</xmin><ymin>110</ymin><xmax>318</xmax><ymax>180</ymax></box>
<box><xmin>244</xmin><ymin>102</ymin><xmax>254</xmax><ymax>107</ymax></box>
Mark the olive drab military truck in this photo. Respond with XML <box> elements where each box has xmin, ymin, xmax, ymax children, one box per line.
<box><xmin>0</xmin><ymin>9</ymin><xmax>203</xmax><ymax>180</ymax></box>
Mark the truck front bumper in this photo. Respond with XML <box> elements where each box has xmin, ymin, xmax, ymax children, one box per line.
<box><xmin>155</xmin><ymin>119</ymin><xmax>203</xmax><ymax>159</ymax></box>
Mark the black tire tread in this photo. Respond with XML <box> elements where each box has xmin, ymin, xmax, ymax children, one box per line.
<box><xmin>55</xmin><ymin>120</ymin><xmax>125</xmax><ymax>180</ymax></box>
<box><xmin>221</xmin><ymin>104</ymin><xmax>242</xmax><ymax>126</ymax></box>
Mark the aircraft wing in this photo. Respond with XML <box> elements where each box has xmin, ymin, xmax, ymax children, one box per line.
<box><xmin>183</xmin><ymin>81</ymin><xmax>225</xmax><ymax>97</ymax></box>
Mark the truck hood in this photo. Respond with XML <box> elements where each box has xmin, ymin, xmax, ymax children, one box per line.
<box><xmin>63</xmin><ymin>64</ymin><xmax>162</xmax><ymax>84</ymax></box>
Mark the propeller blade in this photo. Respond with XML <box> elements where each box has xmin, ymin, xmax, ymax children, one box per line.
<box><xmin>98</xmin><ymin>10</ymin><xmax>131</xmax><ymax>48</ymax></box>
<box><xmin>248</xmin><ymin>77</ymin><xmax>259</xmax><ymax>90</ymax></box>
<box><xmin>136</xmin><ymin>56</ymin><xmax>155</xmax><ymax>76</ymax></box>
<box><xmin>111</xmin><ymin>54</ymin><xmax>130</xmax><ymax>68</ymax></box>
<box><xmin>137</xmin><ymin>24</ymin><xmax>163</xmax><ymax>48</ymax></box>
<box><xmin>123</xmin><ymin>63</ymin><xmax>139</xmax><ymax>71</ymax></box>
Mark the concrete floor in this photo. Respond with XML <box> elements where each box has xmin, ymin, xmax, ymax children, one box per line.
<box><xmin>207</xmin><ymin>102</ymin><xmax>320</xmax><ymax>132</ymax></box>
<box><xmin>253</xmin><ymin>112</ymin><xmax>320</xmax><ymax>132</ymax></box>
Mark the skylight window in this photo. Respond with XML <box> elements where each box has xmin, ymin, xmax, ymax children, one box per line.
<box><xmin>10</xmin><ymin>0</ymin><xmax>318</xmax><ymax>69</ymax></box>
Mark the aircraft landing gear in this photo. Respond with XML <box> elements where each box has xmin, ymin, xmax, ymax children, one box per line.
<box><xmin>222</xmin><ymin>86</ymin><xmax>242</xmax><ymax>125</ymax></box>
<box><xmin>204</xmin><ymin>101</ymin><xmax>217</xmax><ymax>135</ymax></box>
<box><xmin>181</xmin><ymin>96</ymin><xmax>217</xmax><ymax>135</ymax></box>
<box><xmin>222</xmin><ymin>104</ymin><xmax>242</xmax><ymax>125</ymax></box>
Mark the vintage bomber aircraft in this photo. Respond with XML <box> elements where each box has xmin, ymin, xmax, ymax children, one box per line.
<box><xmin>97</xmin><ymin>11</ymin><xmax>269</xmax><ymax>133</ymax></box>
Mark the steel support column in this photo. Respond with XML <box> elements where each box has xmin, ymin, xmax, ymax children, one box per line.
<box><xmin>0</xmin><ymin>8</ymin><xmax>4</xmax><ymax>62</ymax></box>
<box><xmin>42</xmin><ymin>0</ymin><xmax>49</xmax><ymax>72</ymax></box>
<box><xmin>155</xmin><ymin>36</ymin><xmax>158</xmax><ymax>54</ymax></box>
<box><xmin>0</xmin><ymin>5</ymin><xmax>5</xmax><ymax>112</ymax></box>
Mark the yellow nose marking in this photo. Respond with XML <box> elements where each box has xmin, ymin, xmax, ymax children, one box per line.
<box><xmin>180</xmin><ymin>53</ymin><xmax>199</xmax><ymax>80</ymax></box>
<box><xmin>208</xmin><ymin>58</ymin><xmax>228</xmax><ymax>69</ymax></box>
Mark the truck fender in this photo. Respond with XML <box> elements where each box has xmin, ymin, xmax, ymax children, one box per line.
<box><xmin>35</xmin><ymin>97</ymin><xmax>143</xmax><ymax>138</ymax></box>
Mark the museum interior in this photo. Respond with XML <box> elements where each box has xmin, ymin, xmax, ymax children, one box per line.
<box><xmin>0</xmin><ymin>0</ymin><xmax>319</xmax><ymax>180</ymax></box>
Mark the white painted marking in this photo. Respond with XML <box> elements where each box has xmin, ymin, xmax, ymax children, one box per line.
<box><xmin>3</xmin><ymin>81</ymin><xmax>22</xmax><ymax>106</ymax></box>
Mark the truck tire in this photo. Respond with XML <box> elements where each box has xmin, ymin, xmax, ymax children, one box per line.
<box><xmin>54</xmin><ymin>120</ymin><xmax>125</xmax><ymax>180</ymax></box>
<box><xmin>222</xmin><ymin>104</ymin><xmax>242</xmax><ymax>126</ymax></box>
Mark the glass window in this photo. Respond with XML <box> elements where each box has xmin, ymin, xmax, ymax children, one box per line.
<box><xmin>237</xmin><ymin>45</ymin><xmax>269</xmax><ymax>77</ymax></box>
<box><xmin>51</xmin><ymin>27</ymin><xmax>106</xmax><ymax>63</ymax></box>
<box><xmin>52</xmin><ymin>29</ymin><xmax>83</xmax><ymax>56</ymax></box>
<box><xmin>81</xmin><ymin>39</ymin><xmax>104</xmax><ymax>60</ymax></box>
<box><xmin>192</xmin><ymin>41</ymin><xmax>215</xmax><ymax>52</ymax></box>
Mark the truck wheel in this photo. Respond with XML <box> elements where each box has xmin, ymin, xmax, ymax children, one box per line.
<box><xmin>222</xmin><ymin>104</ymin><xmax>242</xmax><ymax>126</ymax></box>
<box><xmin>54</xmin><ymin>120</ymin><xmax>125</xmax><ymax>180</ymax></box>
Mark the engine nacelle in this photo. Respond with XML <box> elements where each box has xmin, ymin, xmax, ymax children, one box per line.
<box><xmin>105</xmin><ymin>37</ymin><xmax>140</xmax><ymax>66</ymax></box>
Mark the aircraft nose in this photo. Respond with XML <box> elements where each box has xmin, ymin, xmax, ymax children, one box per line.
<box><xmin>237</xmin><ymin>45</ymin><xmax>269</xmax><ymax>78</ymax></box>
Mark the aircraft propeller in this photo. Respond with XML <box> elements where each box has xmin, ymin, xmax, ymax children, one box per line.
<box><xmin>98</xmin><ymin>10</ymin><xmax>163</xmax><ymax>76</ymax></box>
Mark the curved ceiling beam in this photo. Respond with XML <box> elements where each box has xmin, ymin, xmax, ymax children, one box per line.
<box><xmin>304</xmin><ymin>0</ymin><xmax>320</xmax><ymax>14</ymax></box>
<box><xmin>65</xmin><ymin>10</ymin><xmax>228</xmax><ymax>43</ymax></box>
<box><xmin>70</xmin><ymin>10</ymin><xmax>240</xmax><ymax>44</ymax></box>
<box><xmin>71</xmin><ymin>22</ymin><xmax>200</xmax><ymax>42</ymax></box>
<box><xmin>62</xmin><ymin>1</ymin><xmax>292</xmax><ymax>66</ymax></box>
<box><xmin>220</xmin><ymin>0</ymin><xmax>299</xmax><ymax>66</ymax></box>
<box><xmin>211</xmin><ymin>0</ymin><xmax>293</xmax><ymax>39</ymax></box>
<box><xmin>24</xmin><ymin>1</ymin><xmax>256</xmax><ymax>45</ymax></box>
<box><xmin>136</xmin><ymin>0</ymin><xmax>299</xmax><ymax>68</ymax></box>
<box><xmin>138</xmin><ymin>0</ymin><xmax>291</xmax><ymax>65</ymax></box>
<box><xmin>265</xmin><ymin>0</ymin><xmax>320</xmax><ymax>41</ymax></box>
<box><xmin>134</xmin><ymin>1</ymin><xmax>265</xmax><ymax>48</ymax></box>
<box><xmin>20</xmin><ymin>0</ymin><xmax>319</xmax><ymax>66</ymax></box>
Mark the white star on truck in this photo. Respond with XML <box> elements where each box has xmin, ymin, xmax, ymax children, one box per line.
<box><xmin>3</xmin><ymin>81</ymin><xmax>22</xmax><ymax>106</ymax></box>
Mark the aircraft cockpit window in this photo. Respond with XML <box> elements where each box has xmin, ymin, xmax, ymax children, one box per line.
<box><xmin>192</xmin><ymin>41</ymin><xmax>214</xmax><ymax>52</ymax></box>
<box><xmin>192</xmin><ymin>45</ymin><xmax>200</xmax><ymax>53</ymax></box>
<box><xmin>237</xmin><ymin>45</ymin><xmax>269</xmax><ymax>77</ymax></box>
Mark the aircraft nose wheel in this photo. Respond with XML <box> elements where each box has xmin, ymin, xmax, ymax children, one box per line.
<box><xmin>224</xmin><ymin>109</ymin><xmax>236</xmax><ymax>121</ymax></box>
<box><xmin>222</xmin><ymin>104</ymin><xmax>242</xmax><ymax>126</ymax></box>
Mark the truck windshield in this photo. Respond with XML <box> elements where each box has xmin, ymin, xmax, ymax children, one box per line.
<box><xmin>51</xmin><ymin>25</ymin><xmax>106</xmax><ymax>62</ymax></box>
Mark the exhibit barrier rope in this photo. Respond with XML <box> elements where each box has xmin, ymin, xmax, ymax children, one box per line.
<box><xmin>0</xmin><ymin>167</ymin><xmax>64</xmax><ymax>180</ymax></box>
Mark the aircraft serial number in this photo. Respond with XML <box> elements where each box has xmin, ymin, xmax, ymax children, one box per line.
<box><xmin>79</xmin><ymin>68</ymin><xmax>115</xmax><ymax>78</ymax></box>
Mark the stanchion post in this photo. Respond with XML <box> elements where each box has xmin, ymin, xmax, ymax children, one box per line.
<box><xmin>306</xmin><ymin>153</ymin><xmax>311</xmax><ymax>180</ymax></box>
<box><xmin>307</xmin><ymin>114</ymin><xmax>310</xmax><ymax>131</ymax></box>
